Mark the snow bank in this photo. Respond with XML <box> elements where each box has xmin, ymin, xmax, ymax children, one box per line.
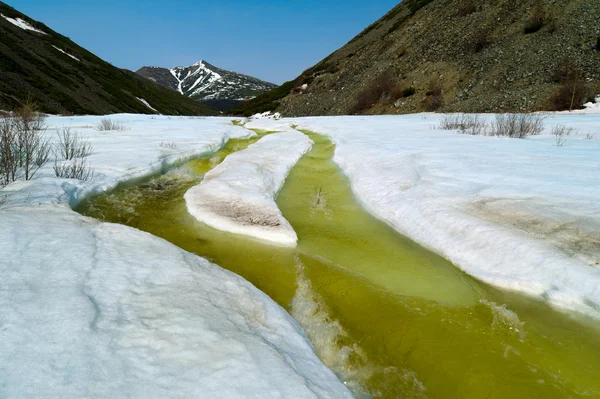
<box><xmin>185</xmin><ymin>131</ymin><xmax>313</xmax><ymax>246</ymax></box>
<box><xmin>246</xmin><ymin>115</ymin><xmax>600</xmax><ymax>319</ymax></box>
<box><xmin>0</xmin><ymin>115</ymin><xmax>351</xmax><ymax>398</ymax></box>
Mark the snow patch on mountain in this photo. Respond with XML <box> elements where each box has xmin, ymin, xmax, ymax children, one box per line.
<box><xmin>1</xmin><ymin>13</ymin><xmax>46</xmax><ymax>34</ymax></box>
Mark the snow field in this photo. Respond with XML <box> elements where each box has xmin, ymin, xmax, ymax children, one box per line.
<box><xmin>0</xmin><ymin>114</ymin><xmax>352</xmax><ymax>398</ymax></box>
<box><xmin>185</xmin><ymin>130</ymin><xmax>313</xmax><ymax>246</ymax></box>
<box><xmin>246</xmin><ymin>114</ymin><xmax>600</xmax><ymax>319</ymax></box>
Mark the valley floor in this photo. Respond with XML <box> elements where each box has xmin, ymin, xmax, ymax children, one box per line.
<box><xmin>0</xmin><ymin>115</ymin><xmax>352</xmax><ymax>398</ymax></box>
<box><xmin>248</xmin><ymin>113</ymin><xmax>600</xmax><ymax>319</ymax></box>
<box><xmin>1</xmin><ymin>112</ymin><xmax>599</xmax><ymax>397</ymax></box>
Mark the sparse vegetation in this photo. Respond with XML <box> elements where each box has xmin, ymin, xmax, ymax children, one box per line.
<box><xmin>349</xmin><ymin>72</ymin><xmax>399</xmax><ymax>114</ymax></box>
<box><xmin>458</xmin><ymin>0</ymin><xmax>478</xmax><ymax>16</ymax></box>
<box><xmin>440</xmin><ymin>114</ymin><xmax>486</xmax><ymax>135</ymax></box>
<box><xmin>490</xmin><ymin>114</ymin><xmax>544</xmax><ymax>138</ymax></box>
<box><xmin>421</xmin><ymin>79</ymin><xmax>444</xmax><ymax>111</ymax></box>
<box><xmin>0</xmin><ymin>105</ymin><xmax>51</xmax><ymax>186</ymax></box>
<box><xmin>523</xmin><ymin>0</ymin><xmax>545</xmax><ymax>34</ymax></box>
<box><xmin>159</xmin><ymin>141</ymin><xmax>178</xmax><ymax>149</ymax></box>
<box><xmin>401</xmin><ymin>87</ymin><xmax>416</xmax><ymax>97</ymax></box>
<box><xmin>53</xmin><ymin>158</ymin><xmax>94</xmax><ymax>181</ymax></box>
<box><xmin>472</xmin><ymin>30</ymin><xmax>490</xmax><ymax>53</ymax></box>
<box><xmin>549</xmin><ymin>66</ymin><xmax>595</xmax><ymax>111</ymax></box>
<box><xmin>95</xmin><ymin>118</ymin><xmax>126</xmax><ymax>131</ymax></box>
<box><xmin>440</xmin><ymin>113</ymin><xmax>545</xmax><ymax>139</ymax></box>
<box><xmin>551</xmin><ymin>124</ymin><xmax>574</xmax><ymax>147</ymax></box>
<box><xmin>311</xmin><ymin>185</ymin><xmax>327</xmax><ymax>210</ymax></box>
<box><xmin>55</xmin><ymin>127</ymin><xmax>93</xmax><ymax>160</ymax></box>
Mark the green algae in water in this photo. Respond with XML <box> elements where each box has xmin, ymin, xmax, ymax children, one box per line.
<box><xmin>77</xmin><ymin>130</ymin><xmax>600</xmax><ymax>398</ymax></box>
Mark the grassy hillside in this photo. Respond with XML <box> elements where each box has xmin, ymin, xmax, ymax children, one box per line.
<box><xmin>0</xmin><ymin>2</ymin><xmax>217</xmax><ymax>115</ymax></box>
<box><xmin>233</xmin><ymin>0</ymin><xmax>600</xmax><ymax>116</ymax></box>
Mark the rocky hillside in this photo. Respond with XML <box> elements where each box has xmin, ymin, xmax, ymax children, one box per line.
<box><xmin>232</xmin><ymin>0</ymin><xmax>600</xmax><ymax>116</ymax></box>
<box><xmin>0</xmin><ymin>2</ymin><xmax>216</xmax><ymax>115</ymax></box>
<box><xmin>137</xmin><ymin>61</ymin><xmax>277</xmax><ymax>111</ymax></box>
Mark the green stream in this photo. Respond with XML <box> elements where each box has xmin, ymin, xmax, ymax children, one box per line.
<box><xmin>77</xmin><ymin>129</ymin><xmax>600</xmax><ymax>398</ymax></box>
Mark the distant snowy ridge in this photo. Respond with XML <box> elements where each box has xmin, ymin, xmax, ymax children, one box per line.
<box><xmin>185</xmin><ymin>131</ymin><xmax>313</xmax><ymax>246</ymax></box>
<box><xmin>245</xmin><ymin>115</ymin><xmax>600</xmax><ymax>319</ymax></box>
<box><xmin>0</xmin><ymin>115</ymin><xmax>352</xmax><ymax>398</ymax></box>
<box><xmin>136</xmin><ymin>61</ymin><xmax>277</xmax><ymax>110</ymax></box>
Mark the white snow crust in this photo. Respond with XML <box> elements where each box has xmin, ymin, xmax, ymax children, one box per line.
<box><xmin>0</xmin><ymin>114</ymin><xmax>352</xmax><ymax>398</ymax></box>
<box><xmin>1</xmin><ymin>13</ymin><xmax>46</xmax><ymax>34</ymax></box>
<box><xmin>185</xmin><ymin>131</ymin><xmax>313</xmax><ymax>247</ymax></box>
<box><xmin>246</xmin><ymin>114</ymin><xmax>600</xmax><ymax>319</ymax></box>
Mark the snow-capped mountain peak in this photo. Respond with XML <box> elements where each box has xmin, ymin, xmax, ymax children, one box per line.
<box><xmin>137</xmin><ymin>60</ymin><xmax>277</xmax><ymax>111</ymax></box>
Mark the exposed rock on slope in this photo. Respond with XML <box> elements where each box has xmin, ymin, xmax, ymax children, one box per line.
<box><xmin>233</xmin><ymin>0</ymin><xmax>600</xmax><ymax>116</ymax></box>
<box><xmin>137</xmin><ymin>61</ymin><xmax>277</xmax><ymax>111</ymax></box>
<box><xmin>0</xmin><ymin>2</ymin><xmax>216</xmax><ymax>115</ymax></box>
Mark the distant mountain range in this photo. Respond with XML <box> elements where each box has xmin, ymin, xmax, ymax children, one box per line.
<box><xmin>0</xmin><ymin>2</ymin><xmax>215</xmax><ymax>115</ymax></box>
<box><xmin>136</xmin><ymin>61</ymin><xmax>277</xmax><ymax>111</ymax></box>
<box><xmin>232</xmin><ymin>0</ymin><xmax>600</xmax><ymax>116</ymax></box>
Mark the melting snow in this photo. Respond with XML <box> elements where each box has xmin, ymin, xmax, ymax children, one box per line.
<box><xmin>1</xmin><ymin>13</ymin><xmax>46</xmax><ymax>34</ymax></box>
<box><xmin>0</xmin><ymin>114</ymin><xmax>352</xmax><ymax>398</ymax></box>
<box><xmin>185</xmin><ymin>130</ymin><xmax>313</xmax><ymax>246</ymax></box>
<box><xmin>246</xmin><ymin>114</ymin><xmax>600</xmax><ymax>319</ymax></box>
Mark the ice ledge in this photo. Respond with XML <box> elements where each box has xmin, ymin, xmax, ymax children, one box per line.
<box><xmin>184</xmin><ymin>131</ymin><xmax>313</xmax><ymax>247</ymax></box>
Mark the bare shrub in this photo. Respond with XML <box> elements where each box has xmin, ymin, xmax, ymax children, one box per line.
<box><xmin>53</xmin><ymin>159</ymin><xmax>94</xmax><ymax>181</ymax></box>
<box><xmin>551</xmin><ymin>124</ymin><xmax>575</xmax><ymax>147</ymax></box>
<box><xmin>490</xmin><ymin>114</ymin><xmax>544</xmax><ymax>138</ymax></box>
<box><xmin>0</xmin><ymin>108</ymin><xmax>51</xmax><ymax>186</ymax></box>
<box><xmin>549</xmin><ymin>67</ymin><xmax>595</xmax><ymax>111</ymax></box>
<box><xmin>311</xmin><ymin>185</ymin><xmax>327</xmax><ymax>210</ymax></box>
<box><xmin>472</xmin><ymin>30</ymin><xmax>490</xmax><ymax>53</ymax></box>
<box><xmin>349</xmin><ymin>71</ymin><xmax>398</xmax><ymax>114</ymax></box>
<box><xmin>458</xmin><ymin>0</ymin><xmax>478</xmax><ymax>16</ymax></box>
<box><xmin>440</xmin><ymin>114</ymin><xmax>486</xmax><ymax>135</ymax></box>
<box><xmin>524</xmin><ymin>0</ymin><xmax>545</xmax><ymax>34</ymax></box>
<box><xmin>159</xmin><ymin>141</ymin><xmax>178</xmax><ymax>149</ymax></box>
<box><xmin>55</xmin><ymin>127</ymin><xmax>93</xmax><ymax>160</ymax></box>
<box><xmin>584</xmin><ymin>132</ymin><xmax>596</xmax><ymax>140</ymax></box>
<box><xmin>96</xmin><ymin>118</ymin><xmax>126</xmax><ymax>131</ymax></box>
<box><xmin>421</xmin><ymin>79</ymin><xmax>444</xmax><ymax>111</ymax></box>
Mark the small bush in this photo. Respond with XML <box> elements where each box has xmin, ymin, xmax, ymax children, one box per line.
<box><xmin>458</xmin><ymin>0</ymin><xmax>478</xmax><ymax>16</ymax></box>
<box><xmin>549</xmin><ymin>67</ymin><xmax>595</xmax><ymax>111</ymax></box>
<box><xmin>523</xmin><ymin>0</ymin><xmax>545</xmax><ymax>34</ymax></box>
<box><xmin>421</xmin><ymin>79</ymin><xmax>444</xmax><ymax>111</ymax></box>
<box><xmin>55</xmin><ymin>127</ymin><xmax>93</xmax><ymax>160</ymax></box>
<box><xmin>95</xmin><ymin>118</ymin><xmax>126</xmax><ymax>131</ymax></box>
<box><xmin>551</xmin><ymin>124</ymin><xmax>574</xmax><ymax>147</ymax></box>
<box><xmin>159</xmin><ymin>141</ymin><xmax>178</xmax><ymax>149</ymax></box>
<box><xmin>53</xmin><ymin>159</ymin><xmax>94</xmax><ymax>181</ymax></box>
<box><xmin>349</xmin><ymin>71</ymin><xmax>398</xmax><ymax>114</ymax></box>
<box><xmin>439</xmin><ymin>114</ymin><xmax>486</xmax><ymax>135</ymax></box>
<box><xmin>596</xmin><ymin>37</ymin><xmax>600</xmax><ymax>51</ymax></box>
<box><xmin>0</xmin><ymin>108</ymin><xmax>51</xmax><ymax>186</ymax></box>
<box><xmin>490</xmin><ymin>114</ymin><xmax>544</xmax><ymax>138</ymax></box>
<box><xmin>473</xmin><ymin>30</ymin><xmax>490</xmax><ymax>53</ymax></box>
<box><xmin>401</xmin><ymin>87</ymin><xmax>416</xmax><ymax>97</ymax></box>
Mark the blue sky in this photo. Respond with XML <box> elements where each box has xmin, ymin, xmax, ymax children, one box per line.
<box><xmin>8</xmin><ymin>0</ymin><xmax>399</xmax><ymax>84</ymax></box>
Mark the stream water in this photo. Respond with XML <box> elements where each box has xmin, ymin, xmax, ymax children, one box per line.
<box><xmin>77</xmin><ymin>129</ymin><xmax>600</xmax><ymax>398</ymax></box>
